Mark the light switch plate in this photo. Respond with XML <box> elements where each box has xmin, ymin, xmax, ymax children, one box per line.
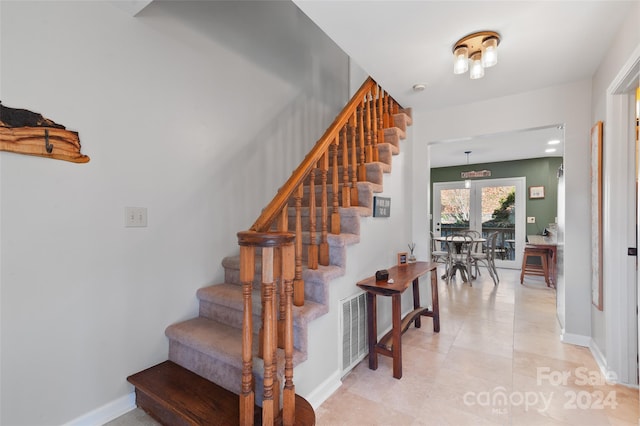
<box><xmin>125</xmin><ymin>207</ymin><xmax>147</xmax><ymax>227</ymax></box>
<box><xmin>527</xmin><ymin>216</ymin><xmax>536</xmax><ymax>224</ymax></box>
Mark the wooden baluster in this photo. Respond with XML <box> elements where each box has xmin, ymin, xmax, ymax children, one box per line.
<box><xmin>293</xmin><ymin>184</ymin><xmax>304</xmax><ymax>306</ymax></box>
<box><xmin>282</xmin><ymin>243</ymin><xmax>296</xmax><ymax>425</ymax></box>
<box><xmin>341</xmin><ymin>123</ymin><xmax>351</xmax><ymax>208</ymax></box>
<box><xmin>364</xmin><ymin>90</ymin><xmax>373</xmax><ymax>163</ymax></box>
<box><xmin>277</xmin><ymin>206</ymin><xmax>288</xmax><ymax>349</ymax></box>
<box><xmin>331</xmin><ymin>136</ymin><xmax>341</xmax><ymax>235</ymax></box>
<box><xmin>319</xmin><ymin>152</ymin><xmax>329</xmax><ymax>266</ymax></box>
<box><xmin>307</xmin><ymin>168</ymin><xmax>318</xmax><ymax>270</ymax></box>
<box><xmin>349</xmin><ymin>111</ymin><xmax>359</xmax><ymax>206</ymax></box>
<box><xmin>383</xmin><ymin>92</ymin><xmax>390</xmax><ymax>128</ymax></box>
<box><xmin>377</xmin><ymin>85</ymin><xmax>385</xmax><ymax>144</ymax></box>
<box><xmin>389</xmin><ymin>96</ymin><xmax>396</xmax><ymax>128</ymax></box>
<box><xmin>371</xmin><ymin>87</ymin><xmax>379</xmax><ymax>162</ymax></box>
<box><xmin>271</xmin><ymin>247</ymin><xmax>280</xmax><ymax>417</ymax></box>
<box><xmin>261</xmin><ymin>246</ymin><xmax>275</xmax><ymax>426</ymax></box>
<box><xmin>239</xmin><ymin>244</ymin><xmax>255</xmax><ymax>426</ymax></box>
<box><xmin>357</xmin><ymin>99</ymin><xmax>367</xmax><ymax>182</ymax></box>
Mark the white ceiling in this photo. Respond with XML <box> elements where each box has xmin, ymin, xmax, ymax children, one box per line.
<box><xmin>293</xmin><ymin>0</ymin><xmax>636</xmax><ymax>166</ymax></box>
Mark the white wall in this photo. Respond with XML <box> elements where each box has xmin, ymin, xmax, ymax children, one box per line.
<box><xmin>589</xmin><ymin>0</ymin><xmax>640</xmax><ymax>363</ymax></box>
<box><xmin>0</xmin><ymin>1</ymin><xmax>349</xmax><ymax>424</ymax></box>
<box><xmin>411</xmin><ymin>79</ymin><xmax>593</xmax><ymax>339</ymax></box>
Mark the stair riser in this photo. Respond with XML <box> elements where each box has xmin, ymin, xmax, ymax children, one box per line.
<box><xmin>333</xmin><ymin>146</ymin><xmax>393</xmax><ymax>165</ymax></box>
<box><xmin>286</xmin><ymin>211</ymin><xmax>360</xmax><ymax>236</ymax></box>
<box><xmin>224</xmin><ymin>242</ymin><xmax>348</xmax><ymax>289</ymax></box>
<box><xmin>334</xmin><ymin>127</ymin><xmax>401</xmax><ymax>145</ymax></box>
<box><xmin>306</xmin><ymin>162</ymin><xmax>384</xmax><ymax>186</ymax></box>
<box><xmin>133</xmin><ymin>390</ymin><xmax>193</xmax><ymax>426</ymax></box>
<box><xmin>169</xmin><ymin>340</ymin><xmax>242</xmax><ymax>396</ymax></box>
<box><xmin>198</xmin><ymin>301</ymin><xmax>308</xmax><ymax>353</ymax></box>
<box><xmin>295</xmin><ymin>183</ymin><xmax>375</xmax><ymax>209</ymax></box>
<box><xmin>168</xmin><ymin>340</ymin><xmax>281</xmax><ymax>409</ymax></box>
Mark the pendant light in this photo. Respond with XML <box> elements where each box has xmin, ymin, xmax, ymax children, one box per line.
<box><xmin>464</xmin><ymin>151</ymin><xmax>472</xmax><ymax>188</ymax></box>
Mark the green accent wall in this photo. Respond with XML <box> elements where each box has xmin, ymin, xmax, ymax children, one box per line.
<box><xmin>431</xmin><ymin>157</ymin><xmax>563</xmax><ymax>236</ymax></box>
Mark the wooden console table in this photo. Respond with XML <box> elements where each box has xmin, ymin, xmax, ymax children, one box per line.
<box><xmin>356</xmin><ymin>261</ymin><xmax>440</xmax><ymax>379</ymax></box>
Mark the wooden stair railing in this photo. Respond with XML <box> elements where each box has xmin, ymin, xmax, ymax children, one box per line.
<box><xmin>238</xmin><ymin>77</ymin><xmax>402</xmax><ymax>425</ymax></box>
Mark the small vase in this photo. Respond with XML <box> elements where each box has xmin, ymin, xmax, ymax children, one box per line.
<box><xmin>408</xmin><ymin>254</ymin><xmax>416</xmax><ymax>263</ymax></box>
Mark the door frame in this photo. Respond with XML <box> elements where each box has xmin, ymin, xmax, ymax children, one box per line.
<box><xmin>603</xmin><ymin>45</ymin><xmax>639</xmax><ymax>386</ymax></box>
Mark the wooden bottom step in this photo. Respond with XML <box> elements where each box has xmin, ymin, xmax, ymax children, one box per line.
<box><xmin>127</xmin><ymin>361</ymin><xmax>315</xmax><ymax>426</ymax></box>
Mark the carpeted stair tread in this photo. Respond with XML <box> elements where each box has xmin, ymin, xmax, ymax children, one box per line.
<box><xmin>392</xmin><ymin>112</ymin><xmax>409</xmax><ymax>132</ymax></box>
<box><xmin>302</xmin><ymin>177</ymin><xmax>383</xmax><ymax>196</ymax></box>
<box><xmin>308</xmin><ymin>161</ymin><xmax>386</xmax><ymax>185</ymax></box>
<box><xmin>399</xmin><ymin>108</ymin><xmax>412</xmax><ymax>125</ymax></box>
<box><xmin>302</xmin><ymin>263</ymin><xmax>346</xmax><ymax>283</ymax></box>
<box><xmin>384</xmin><ymin>127</ymin><xmax>405</xmax><ymax>143</ymax></box>
<box><xmin>335</xmin><ymin>142</ymin><xmax>396</xmax><ymax>167</ymax></box>
<box><xmin>166</xmin><ymin>317</ymin><xmax>243</xmax><ymax>369</ymax></box>
<box><xmin>197</xmin><ymin>283</ymin><xmax>328</xmax><ymax>327</ymax></box>
<box><xmin>296</xmin><ymin>231</ymin><xmax>360</xmax><ymax>247</ymax></box>
<box><xmin>287</xmin><ymin>205</ymin><xmax>371</xmax><ymax>218</ymax></box>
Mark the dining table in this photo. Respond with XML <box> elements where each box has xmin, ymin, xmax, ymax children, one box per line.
<box><xmin>435</xmin><ymin>235</ymin><xmax>486</xmax><ymax>282</ymax></box>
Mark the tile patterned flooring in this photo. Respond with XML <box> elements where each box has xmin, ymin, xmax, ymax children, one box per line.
<box><xmin>111</xmin><ymin>267</ymin><xmax>640</xmax><ymax>425</ymax></box>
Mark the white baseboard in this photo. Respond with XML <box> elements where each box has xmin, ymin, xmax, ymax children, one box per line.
<box><xmin>589</xmin><ymin>339</ymin><xmax>607</xmax><ymax>373</ymax></box>
<box><xmin>62</xmin><ymin>392</ymin><xmax>135</xmax><ymax>426</ymax></box>
<box><xmin>560</xmin><ymin>330</ymin><xmax>591</xmax><ymax>347</ymax></box>
<box><xmin>62</xmin><ymin>371</ymin><xmax>341</xmax><ymax>425</ymax></box>
<box><xmin>302</xmin><ymin>369</ymin><xmax>342</xmax><ymax>410</ymax></box>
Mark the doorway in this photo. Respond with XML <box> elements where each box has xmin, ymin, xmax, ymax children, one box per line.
<box><xmin>433</xmin><ymin>177</ymin><xmax>526</xmax><ymax>269</ymax></box>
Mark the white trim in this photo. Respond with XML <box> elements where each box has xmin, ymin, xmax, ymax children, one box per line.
<box><xmin>603</xmin><ymin>45</ymin><xmax>640</xmax><ymax>386</ymax></box>
<box><xmin>303</xmin><ymin>369</ymin><xmax>342</xmax><ymax>410</ymax></box>
<box><xmin>589</xmin><ymin>338</ymin><xmax>608</xmax><ymax>374</ymax></box>
<box><xmin>590</xmin><ymin>339</ymin><xmax>640</xmax><ymax>389</ymax></box>
<box><xmin>61</xmin><ymin>392</ymin><xmax>135</xmax><ymax>426</ymax></box>
<box><xmin>560</xmin><ymin>330</ymin><xmax>591</xmax><ymax>347</ymax></box>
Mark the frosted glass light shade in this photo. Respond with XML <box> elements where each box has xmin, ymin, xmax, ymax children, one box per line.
<box><xmin>482</xmin><ymin>37</ymin><xmax>498</xmax><ymax>67</ymax></box>
<box><xmin>469</xmin><ymin>52</ymin><xmax>484</xmax><ymax>79</ymax></box>
<box><xmin>453</xmin><ymin>46</ymin><xmax>468</xmax><ymax>74</ymax></box>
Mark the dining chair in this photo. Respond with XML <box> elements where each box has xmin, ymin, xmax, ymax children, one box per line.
<box><xmin>430</xmin><ymin>231</ymin><xmax>448</xmax><ymax>265</ymax></box>
<box><xmin>462</xmin><ymin>229</ymin><xmax>483</xmax><ymax>257</ymax></box>
<box><xmin>444</xmin><ymin>233</ymin><xmax>474</xmax><ymax>285</ymax></box>
<box><xmin>470</xmin><ymin>231</ymin><xmax>499</xmax><ymax>285</ymax></box>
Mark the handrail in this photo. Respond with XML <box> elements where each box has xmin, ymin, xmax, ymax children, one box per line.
<box><xmin>250</xmin><ymin>77</ymin><xmax>394</xmax><ymax>232</ymax></box>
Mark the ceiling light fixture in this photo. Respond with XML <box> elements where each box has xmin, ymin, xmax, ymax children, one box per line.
<box><xmin>453</xmin><ymin>31</ymin><xmax>500</xmax><ymax>80</ymax></box>
<box><xmin>545</xmin><ymin>148</ymin><xmax>557</xmax><ymax>153</ymax></box>
<box><xmin>547</xmin><ymin>139</ymin><xmax>561</xmax><ymax>145</ymax></box>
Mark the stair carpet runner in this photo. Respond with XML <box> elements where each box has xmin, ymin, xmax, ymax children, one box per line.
<box><xmin>127</xmin><ymin>110</ymin><xmax>412</xmax><ymax>424</ymax></box>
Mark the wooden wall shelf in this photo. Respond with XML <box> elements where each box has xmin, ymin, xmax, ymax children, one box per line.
<box><xmin>0</xmin><ymin>102</ymin><xmax>89</xmax><ymax>163</ymax></box>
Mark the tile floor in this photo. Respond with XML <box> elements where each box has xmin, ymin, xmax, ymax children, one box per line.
<box><xmin>110</xmin><ymin>267</ymin><xmax>640</xmax><ymax>425</ymax></box>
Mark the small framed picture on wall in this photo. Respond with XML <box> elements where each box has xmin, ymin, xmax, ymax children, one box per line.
<box><xmin>529</xmin><ymin>186</ymin><xmax>545</xmax><ymax>199</ymax></box>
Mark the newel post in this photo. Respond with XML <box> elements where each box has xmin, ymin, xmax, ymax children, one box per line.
<box><xmin>237</xmin><ymin>231</ymin><xmax>297</xmax><ymax>426</ymax></box>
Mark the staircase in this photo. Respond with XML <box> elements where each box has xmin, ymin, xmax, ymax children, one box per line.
<box><xmin>127</xmin><ymin>78</ymin><xmax>412</xmax><ymax>425</ymax></box>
